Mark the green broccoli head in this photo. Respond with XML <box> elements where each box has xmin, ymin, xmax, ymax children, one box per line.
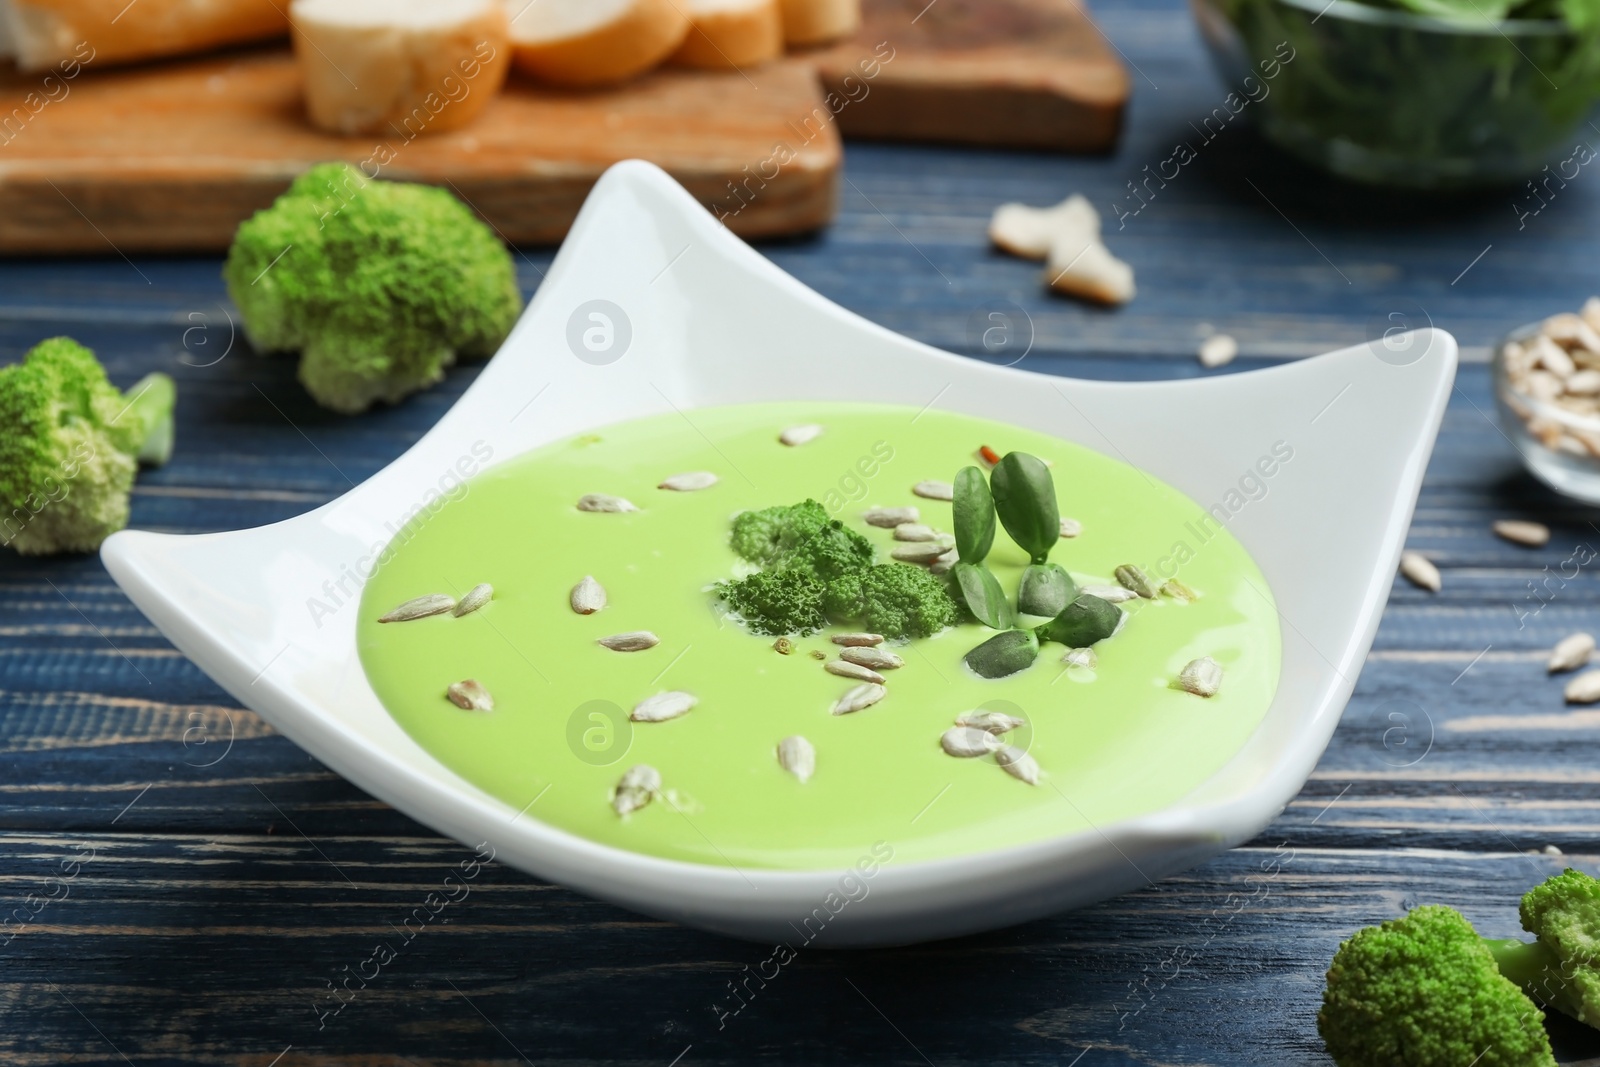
<box><xmin>730</xmin><ymin>500</ymin><xmax>873</xmax><ymax>580</ymax></box>
<box><xmin>1320</xmin><ymin>905</ymin><xmax>1555</xmax><ymax>1067</ymax></box>
<box><xmin>717</xmin><ymin>569</ymin><xmax>827</xmax><ymax>636</ymax></box>
<box><xmin>223</xmin><ymin>162</ymin><xmax>523</xmax><ymax>415</ymax></box>
<box><xmin>827</xmin><ymin>564</ymin><xmax>958</xmax><ymax>640</ymax></box>
<box><xmin>1486</xmin><ymin>868</ymin><xmax>1600</xmax><ymax>1029</ymax></box>
<box><xmin>0</xmin><ymin>337</ymin><xmax>175</xmax><ymax>555</ymax></box>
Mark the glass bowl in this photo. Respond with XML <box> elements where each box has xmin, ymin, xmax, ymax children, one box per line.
<box><xmin>1493</xmin><ymin>314</ymin><xmax>1600</xmax><ymax>503</ymax></box>
<box><xmin>1192</xmin><ymin>0</ymin><xmax>1600</xmax><ymax>187</ymax></box>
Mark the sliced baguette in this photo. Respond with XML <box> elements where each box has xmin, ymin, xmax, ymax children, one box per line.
<box><xmin>3</xmin><ymin>0</ymin><xmax>287</xmax><ymax>72</ymax></box>
<box><xmin>670</xmin><ymin>0</ymin><xmax>782</xmax><ymax>70</ymax></box>
<box><xmin>506</xmin><ymin>0</ymin><xmax>688</xmax><ymax>87</ymax></box>
<box><xmin>291</xmin><ymin>0</ymin><xmax>510</xmax><ymax>136</ymax></box>
<box><xmin>778</xmin><ymin>0</ymin><xmax>858</xmax><ymax>47</ymax></box>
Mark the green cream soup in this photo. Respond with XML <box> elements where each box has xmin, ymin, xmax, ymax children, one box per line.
<box><xmin>358</xmin><ymin>403</ymin><xmax>1281</xmax><ymax>870</ymax></box>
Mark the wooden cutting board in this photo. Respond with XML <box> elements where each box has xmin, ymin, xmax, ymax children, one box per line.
<box><xmin>0</xmin><ymin>0</ymin><xmax>1127</xmax><ymax>254</ymax></box>
<box><xmin>814</xmin><ymin>0</ymin><xmax>1129</xmax><ymax>152</ymax></box>
<box><xmin>0</xmin><ymin>50</ymin><xmax>841</xmax><ymax>254</ymax></box>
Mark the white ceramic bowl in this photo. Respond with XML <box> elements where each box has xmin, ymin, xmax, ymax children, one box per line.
<box><xmin>102</xmin><ymin>161</ymin><xmax>1457</xmax><ymax>946</ymax></box>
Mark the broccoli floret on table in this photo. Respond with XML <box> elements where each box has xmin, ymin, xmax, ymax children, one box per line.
<box><xmin>223</xmin><ymin>162</ymin><xmax>523</xmax><ymax>415</ymax></box>
<box><xmin>0</xmin><ymin>337</ymin><xmax>175</xmax><ymax>555</ymax></box>
<box><xmin>1319</xmin><ymin>904</ymin><xmax>1556</xmax><ymax>1067</ymax></box>
<box><xmin>1488</xmin><ymin>867</ymin><xmax>1600</xmax><ymax>1029</ymax></box>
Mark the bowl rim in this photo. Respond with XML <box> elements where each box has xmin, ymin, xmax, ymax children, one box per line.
<box><xmin>1270</xmin><ymin>0</ymin><xmax>1570</xmax><ymax>37</ymax></box>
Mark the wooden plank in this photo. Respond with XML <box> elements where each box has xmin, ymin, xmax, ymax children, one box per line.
<box><xmin>0</xmin><ymin>50</ymin><xmax>840</xmax><ymax>252</ymax></box>
<box><xmin>812</xmin><ymin>0</ymin><xmax>1129</xmax><ymax>152</ymax></box>
<box><xmin>1</xmin><ymin>835</ymin><xmax>1597</xmax><ymax>1065</ymax></box>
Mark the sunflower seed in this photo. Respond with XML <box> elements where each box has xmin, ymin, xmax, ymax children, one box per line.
<box><xmin>1177</xmin><ymin>657</ymin><xmax>1223</xmax><ymax>697</ymax></box>
<box><xmin>913</xmin><ymin>480</ymin><xmax>954</xmax><ymax>501</ymax></box>
<box><xmin>776</xmin><ymin>736</ymin><xmax>816</xmax><ymax>783</ymax></box>
<box><xmin>995</xmin><ymin>745</ymin><xmax>1040</xmax><ymax>785</ymax></box>
<box><xmin>1566</xmin><ymin>670</ymin><xmax>1600</xmax><ymax>704</ymax></box>
<box><xmin>599</xmin><ymin>630</ymin><xmax>660</xmax><ymax>652</ymax></box>
<box><xmin>1492</xmin><ymin>519</ymin><xmax>1550</xmax><ymax>547</ymax></box>
<box><xmin>826</xmin><ymin>659</ymin><xmax>886</xmax><ymax>684</ymax></box>
<box><xmin>1081</xmin><ymin>584</ymin><xmax>1139</xmax><ymax>604</ymax></box>
<box><xmin>453</xmin><ymin>583</ymin><xmax>493</xmax><ymax>617</ymax></box>
<box><xmin>773</xmin><ymin>637</ymin><xmax>794</xmax><ymax>655</ymax></box>
<box><xmin>379</xmin><ymin>593</ymin><xmax>455</xmax><ymax>623</ymax></box>
<box><xmin>446</xmin><ymin>679</ymin><xmax>494</xmax><ymax>711</ymax></box>
<box><xmin>941</xmin><ymin>726</ymin><xmax>1003</xmax><ymax>758</ymax></box>
<box><xmin>831</xmin><ymin>683</ymin><xmax>885</xmax><ymax>715</ymax></box>
<box><xmin>865</xmin><ymin>506</ymin><xmax>919</xmax><ymax>528</ymax></box>
<box><xmin>810</xmin><ymin>649</ymin><xmax>826</xmax><ymax>660</ymax></box>
<box><xmin>612</xmin><ymin>764</ymin><xmax>661</xmax><ymax>815</ymax></box>
<box><xmin>1061</xmin><ymin>647</ymin><xmax>1097</xmax><ymax>670</ymax></box>
<box><xmin>577</xmin><ymin>493</ymin><xmax>638</xmax><ymax>513</ymax></box>
<box><xmin>1059</xmin><ymin>517</ymin><xmax>1082</xmax><ymax>539</ymax></box>
<box><xmin>893</xmin><ymin>523</ymin><xmax>941</xmax><ymax>542</ymax></box>
<box><xmin>930</xmin><ymin>550</ymin><xmax>958</xmax><ymax>575</ymax></box>
<box><xmin>571</xmin><ymin>576</ymin><xmax>606</xmax><ymax>615</ymax></box>
<box><xmin>891</xmin><ymin>542</ymin><xmax>949</xmax><ymax>563</ymax></box>
<box><xmin>1161</xmin><ymin>578</ymin><xmax>1197</xmax><ymax>602</ymax></box>
<box><xmin>631</xmin><ymin>691</ymin><xmax>697</xmax><ymax>722</ymax></box>
<box><xmin>1115</xmin><ymin>564</ymin><xmax>1158</xmax><ymax>599</ymax></box>
<box><xmin>1198</xmin><ymin>333</ymin><xmax>1238</xmax><ymax>368</ymax></box>
<box><xmin>1549</xmin><ymin>632</ymin><xmax>1596</xmax><ymax>673</ymax></box>
<box><xmin>832</xmin><ymin>633</ymin><xmax>884</xmax><ymax>647</ymax></box>
<box><xmin>955</xmin><ymin>709</ymin><xmax>1025</xmax><ymax>734</ymax></box>
<box><xmin>780</xmin><ymin>424</ymin><xmax>824</xmax><ymax>447</ymax></box>
<box><xmin>841</xmin><ymin>646</ymin><xmax>903</xmax><ymax>670</ymax></box>
<box><xmin>659</xmin><ymin>471</ymin><xmax>718</xmax><ymax>492</ymax></box>
<box><xmin>1399</xmin><ymin>551</ymin><xmax>1441</xmax><ymax>592</ymax></box>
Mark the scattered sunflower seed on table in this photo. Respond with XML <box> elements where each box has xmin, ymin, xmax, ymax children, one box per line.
<box><xmin>1399</xmin><ymin>551</ymin><xmax>1441</xmax><ymax>592</ymax></box>
<box><xmin>1198</xmin><ymin>333</ymin><xmax>1238</xmax><ymax>368</ymax></box>
<box><xmin>659</xmin><ymin>471</ymin><xmax>718</xmax><ymax>492</ymax></box>
<box><xmin>776</xmin><ymin>736</ymin><xmax>816</xmax><ymax>783</ymax></box>
<box><xmin>577</xmin><ymin>493</ymin><xmax>638</xmax><ymax>513</ymax></box>
<box><xmin>1177</xmin><ymin>657</ymin><xmax>1223</xmax><ymax>697</ymax></box>
<box><xmin>612</xmin><ymin>764</ymin><xmax>661</xmax><ymax>816</ymax></box>
<box><xmin>913</xmin><ymin>480</ymin><xmax>954</xmax><ymax>501</ymax></box>
<box><xmin>941</xmin><ymin>726</ymin><xmax>1003</xmax><ymax>758</ymax></box>
<box><xmin>825</xmin><ymin>659</ymin><xmax>886</xmax><ymax>685</ymax></box>
<box><xmin>832</xmin><ymin>683</ymin><xmax>886</xmax><ymax>715</ymax></box>
<box><xmin>631</xmin><ymin>691</ymin><xmax>697</xmax><ymax>722</ymax></box>
<box><xmin>453</xmin><ymin>583</ymin><xmax>493</xmax><ymax>617</ymax></box>
<box><xmin>1548</xmin><ymin>632</ymin><xmax>1595</xmax><ymax>673</ymax></box>
<box><xmin>571</xmin><ymin>576</ymin><xmax>606</xmax><ymax>615</ymax></box>
<box><xmin>840</xmin><ymin>646</ymin><xmax>903</xmax><ymax>670</ymax></box>
<box><xmin>1565</xmin><ymin>670</ymin><xmax>1600</xmax><ymax>704</ymax></box>
<box><xmin>1492</xmin><ymin>519</ymin><xmax>1550</xmax><ymax>547</ymax></box>
<box><xmin>378</xmin><ymin>593</ymin><xmax>455</xmax><ymax>623</ymax></box>
<box><xmin>446</xmin><ymin>679</ymin><xmax>494</xmax><ymax>711</ymax></box>
<box><xmin>599</xmin><ymin>630</ymin><xmax>660</xmax><ymax>651</ymax></box>
<box><xmin>865</xmin><ymin>506</ymin><xmax>919</xmax><ymax>528</ymax></box>
<box><xmin>780</xmin><ymin>424</ymin><xmax>824</xmax><ymax>447</ymax></box>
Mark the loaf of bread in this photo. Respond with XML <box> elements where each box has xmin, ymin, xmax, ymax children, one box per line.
<box><xmin>506</xmin><ymin>0</ymin><xmax>688</xmax><ymax>87</ymax></box>
<box><xmin>0</xmin><ymin>0</ymin><xmax>287</xmax><ymax>72</ymax></box>
<box><xmin>671</xmin><ymin>0</ymin><xmax>782</xmax><ymax>70</ymax></box>
<box><xmin>778</xmin><ymin>0</ymin><xmax>858</xmax><ymax>47</ymax></box>
<box><xmin>291</xmin><ymin>0</ymin><xmax>510</xmax><ymax>136</ymax></box>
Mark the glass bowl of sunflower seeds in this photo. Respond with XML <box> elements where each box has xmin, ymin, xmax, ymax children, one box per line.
<box><xmin>1494</xmin><ymin>301</ymin><xmax>1600</xmax><ymax>503</ymax></box>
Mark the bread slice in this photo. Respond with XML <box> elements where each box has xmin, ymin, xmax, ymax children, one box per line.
<box><xmin>291</xmin><ymin>0</ymin><xmax>510</xmax><ymax>136</ymax></box>
<box><xmin>2</xmin><ymin>0</ymin><xmax>287</xmax><ymax>72</ymax></box>
<box><xmin>506</xmin><ymin>0</ymin><xmax>688</xmax><ymax>87</ymax></box>
<box><xmin>778</xmin><ymin>0</ymin><xmax>858</xmax><ymax>47</ymax></box>
<box><xmin>670</xmin><ymin>0</ymin><xmax>782</xmax><ymax>70</ymax></box>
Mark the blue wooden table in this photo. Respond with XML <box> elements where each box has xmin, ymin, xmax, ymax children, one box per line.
<box><xmin>6</xmin><ymin>0</ymin><xmax>1600</xmax><ymax>1063</ymax></box>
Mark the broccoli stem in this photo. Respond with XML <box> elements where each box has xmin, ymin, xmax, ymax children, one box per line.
<box><xmin>123</xmin><ymin>372</ymin><xmax>176</xmax><ymax>467</ymax></box>
<box><xmin>1486</xmin><ymin>937</ymin><xmax>1586</xmax><ymax>1026</ymax></box>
